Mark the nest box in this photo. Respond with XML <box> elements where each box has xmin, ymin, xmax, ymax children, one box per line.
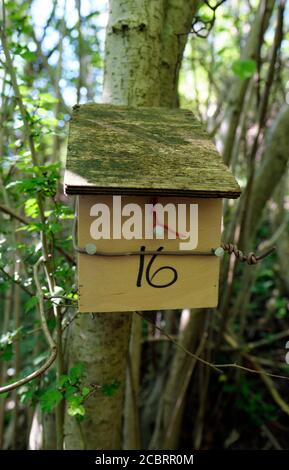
<box><xmin>64</xmin><ymin>104</ymin><xmax>241</xmax><ymax>313</ymax></box>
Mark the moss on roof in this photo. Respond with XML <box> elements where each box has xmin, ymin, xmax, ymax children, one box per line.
<box><xmin>64</xmin><ymin>104</ymin><xmax>241</xmax><ymax>199</ymax></box>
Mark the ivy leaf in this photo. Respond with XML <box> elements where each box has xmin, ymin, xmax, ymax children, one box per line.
<box><xmin>232</xmin><ymin>59</ymin><xmax>256</xmax><ymax>80</ymax></box>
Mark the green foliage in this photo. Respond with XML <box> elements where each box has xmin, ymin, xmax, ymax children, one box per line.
<box><xmin>232</xmin><ymin>59</ymin><xmax>257</xmax><ymax>80</ymax></box>
<box><xmin>0</xmin><ymin>329</ymin><xmax>21</xmax><ymax>361</ymax></box>
<box><xmin>24</xmin><ymin>198</ymin><xmax>39</xmax><ymax>219</ymax></box>
<box><xmin>24</xmin><ymin>296</ymin><xmax>38</xmax><ymax>314</ymax></box>
<box><xmin>1</xmin><ymin>0</ymin><xmax>289</xmax><ymax>452</ymax></box>
<box><xmin>37</xmin><ymin>364</ymin><xmax>91</xmax><ymax>419</ymax></box>
<box><xmin>223</xmin><ymin>378</ymin><xmax>278</xmax><ymax>427</ymax></box>
<box><xmin>100</xmin><ymin>380</ymin><xmax>120</xmax><ymax>397</ymax></box>
<box><xmin>40</xmin><ymin>388</ymin><xmax>63</xmax><ymax>413</ymax></box>
<box><xmin>6</xmin><ymin>163</ymin><xmax>60</xmax><ymax>198</ymax></box>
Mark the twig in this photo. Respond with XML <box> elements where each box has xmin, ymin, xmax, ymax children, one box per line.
<box><xmin>247</xmin><ymin>329</ymin><xmax>289</xmax><ymax>351</ymax></box>
<box><xmin>0</xmin><ymin>203</ymin><xmax>75</xmax><ymax>264</ymax></box>
<box><xmin>261</xmin><ymin>424</ymin><xmax>283</xmax><ymax>450</ymax></box>
<box><xmin>249</xmin><ymin>356</ymin><xmax>289</xmax><ymax>417</ymax></box>
<box><xmin>0</xmin><ymin>203</ymin><xmax>29</xmax><ymax>225</ymax></box>
<box><xmin>0</xmin><ymin>265</ymin><xmax>33</xmax><ymax>297</ymax></box>
<box><xmin>1</xmin><ymin>7</ymin><xmax>64</xmax><ymax>447</ymax></box>
<box><xmin>221</xmin><ymin>332</ymin><xmax>289</xmax><ymax>381</ymax></box>
<box><xmin>137</xmin><ymin>316</ymin><xmax>289</xmax><ymax>381</ymax></box>
<box><xmin>163</xmin><ymin>332</ymin><xmax>207</xmax><ymax>446</ymax></box>
<box><xmin>136</xmin><ymin>312</ymin><xmax>222</xmax><ymax>373</ymax></box>
<box><xmin>0</xmin><ymin>258</ymin><xmax>57</xmax><ymax>394</ymax></box>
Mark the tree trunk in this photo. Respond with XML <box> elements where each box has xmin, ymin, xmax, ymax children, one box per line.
<box><xmin>64</xmin><ymin>0</ymin><xmax>200</xmax><ymax>450</ymax></box>
<box><xmin>221</xmin><ymin>0</ymin><xmax>276</xmax><ymax>165</ymax></box>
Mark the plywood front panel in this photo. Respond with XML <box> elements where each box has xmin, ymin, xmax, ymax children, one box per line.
<box><xmin>77</xmin><ymin>195</ymin><xmax>222</xmax><ymax>312</ymax></box>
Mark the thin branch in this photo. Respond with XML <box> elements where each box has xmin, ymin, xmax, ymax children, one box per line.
<box><xmin>0</xmin><ymin>265</ymin><xmax>33</xmax><ymax>297</ymax></box>
<box><xmin>0</xmin><ymin>203</ymin><xmax>29</xmax><ymax>225</ymax></box>
<box><xmin>0</xmin><ymin>258</ymin><xmax>57</xmax><ymax>394</ymax></box>
<box><xmin>0</xmin><ymin>5</ymin><xmax>38</xmax><ymax>167</ymax></box>
<box><xmin>136</xmin><ymin>312</ymin><xmax>222</xmax><ymax>373</ymax></box>
<box><xmin>0</xmin><ymin>204</ymin><xmax>75</xmax><ymax>264</ymax></box>
<box><xmin>137</xmin><ymin>314</ymin><xmax>289</xmax><ymax>381</ymax></box>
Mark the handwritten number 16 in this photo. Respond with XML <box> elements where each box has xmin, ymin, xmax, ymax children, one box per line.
<box><xmin>136</xmin><ymin>246</ymin><xmax>178</xmax><ymax>288</ymax></box>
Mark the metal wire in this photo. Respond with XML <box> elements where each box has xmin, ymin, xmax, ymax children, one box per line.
<box><xmin>72</xmin><ymin>217</ymin><xmax>275</xmax><ymax>264</ymax></box>
<box><xmin>221</xmin><ymin>243</ymin><xmax>275</xmax><ymax>265</ymax></box>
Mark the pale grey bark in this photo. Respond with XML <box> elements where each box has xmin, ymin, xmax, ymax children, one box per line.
<box><xmin>221</xmin><ymin>0</ymin><xmax>276</xmax><ymax>165</ymax></box>
<box><xmin>273</xmin><ymin>175</ymin><xmax>289</xmax><ymax>295</ymax></box>
<box><xmin>149</xmin><ymin>309</ymin><xmax>205</xmax><ymax>449</ymax></box>
<box><xmin>248</xmin><ymin>106</ymin><xmax>289</xmax><ymax>236</ymax></box>
<box><xmin>103</xmin><ymin>0</ymin><xmax>199</xmax><ymax>108</ymax></box>
<box><xmin>64</xmin><ymin>313</ymin><xmax>131</xmax><ymax>449</ymax></box>
<box><xmin>123</xmin><ymin>314</ymin><xmax>142</xmax><ymax>449</ymax></box>
<box><xmin>231</xmin><ymin>106</ymin><xmax>289</xmax><ymax>321</ymax></box>
<box><xmin>160</xmin><ymin>0</ymin><xmax>199</xmax><ymax>107</ymax></box>
<box><xmin>103</xmin><ymin>0</ymin><xmax>164</xmax><ymax>106</ymax></box>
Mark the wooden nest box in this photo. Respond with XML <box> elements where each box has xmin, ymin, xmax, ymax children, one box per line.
<box><xmin>64</xmin><ymin>104</ymin><xmax>241</xmax><ymax>313</ymax></box>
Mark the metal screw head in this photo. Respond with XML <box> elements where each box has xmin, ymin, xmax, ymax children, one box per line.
<box><xmin>85</xmin><ymin>243</ymin><xmax>97</xmax><ymax>255</ymax></box>
<box><xmin>214</xmin><ymin>247</ymin><xmax>224</xmax><ymax>257</ymax></box>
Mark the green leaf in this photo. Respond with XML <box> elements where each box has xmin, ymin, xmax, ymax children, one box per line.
<box><xmin>24</xmin><ymin>198</ymin><xmax>39</xmax><ymax>219</ymax></box>
<box><xmin>24</xmin><ymin>296</ymin><xmax>38</xmax><ymax>314</ymax></box>
<box><xmin>21</xmin><ymin>50</ymin><xmax>37</xmax><ymax>61</ymax></box>
<box><xmin>69</xmin><ymin>363</ymin><xmax>85</xmax><ymax>384</ymax></box>
<box><xmin>67</xmin><ymin>394</ymin><xmax>83</xmax><ymax>406</ymax></box>
<box><xmin>65</xmin><ymin>386</ymin><xmax>78</xmax><ymax>398</ymax></box>
<box><xmin>67</xmin><ymin>403</ymin><xmax>85</xmax><ymax>417</ymax></box>
<box><xmin>232</xmin><ymin>59</ymin><xmax>256</xmax><ymax>80</ymax></box>
<box><xmin>101</xmin><ymin>380</ymin><xmax>120</xmax><ymax>397</ymax></box>
<box><xmin>58</xmin><ymin>374</ymin><xmax>70</xmax><ymax>388</ymax></box>
<box><xmin>82</xmin><ymin>387</ymin><xmax>90</xmax><ymax>397</ymax></box>
<box><xmin>0</xmin><ymin>343</ymin><xmax>13</xmax><ymax>361</ymax></box>
<box><xmin>38</xmin><ymin>93</ymin><xmax>58</xmax><ymax>105</ymax></box>
<box><xmin>40</xmin><ymin>389</ymin><xmax>63</xmax><ymax>413</ymax></box>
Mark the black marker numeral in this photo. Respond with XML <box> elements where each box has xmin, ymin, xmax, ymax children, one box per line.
<box><xmin>136</xmin><ymin>246</ymin><xmax>178</xmax><ymax>288</ymax></box>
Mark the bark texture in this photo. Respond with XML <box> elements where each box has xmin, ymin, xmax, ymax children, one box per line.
<box><xmin>149</xmin><ymin>310</ymin><xmax>205</xmax><ymax>449</ymax></box>
<box><xmin>64</xmin><ymin>313</ymin><xmax>131</xmax><ymax>449</ymax></box>
<box><xmin>103</xmin><ymin>0</ymin><xmax>199</xmax><ymax>108</ymax></box>
<box><xmin>221</xmin><ymin>0</ymin><xmax>276</xmax><ymax>165</ymax></box>
<box><xmin>247</xmin><ymin>106</ymin><xmax>289</xmax><ymax>237</ymax></box>
<box><xmin>103</xmin><ymin>0</ymin><xmax>164</xmax><ymax>106</ymax></box>
<box><xmin>160</xmin><ymin>0</ymin><xmax>199</xmax><ymax>107</ymax></box>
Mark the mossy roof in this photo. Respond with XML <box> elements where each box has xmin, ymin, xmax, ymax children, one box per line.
<box><xmin>64</xmin><ymin>104</ymin><xmax>241</xmax><ymax>199</ymax></box>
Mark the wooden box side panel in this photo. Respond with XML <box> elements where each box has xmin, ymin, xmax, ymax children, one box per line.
<box><xmin>77</xmin><ymin>196</ymin><xmax>222</xmax><ymax>312</ymax></box>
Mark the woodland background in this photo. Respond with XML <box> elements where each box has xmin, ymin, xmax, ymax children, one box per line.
<box><xmin>0</xmin><ymin>0</ymin><xmax>289</xmax><ymax>450</ymax></box>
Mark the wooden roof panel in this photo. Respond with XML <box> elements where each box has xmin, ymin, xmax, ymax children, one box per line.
<box><xmin>64</xmin><ymin>104</ymin><xmax>241</xmax><ymax>198</ymax></box>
